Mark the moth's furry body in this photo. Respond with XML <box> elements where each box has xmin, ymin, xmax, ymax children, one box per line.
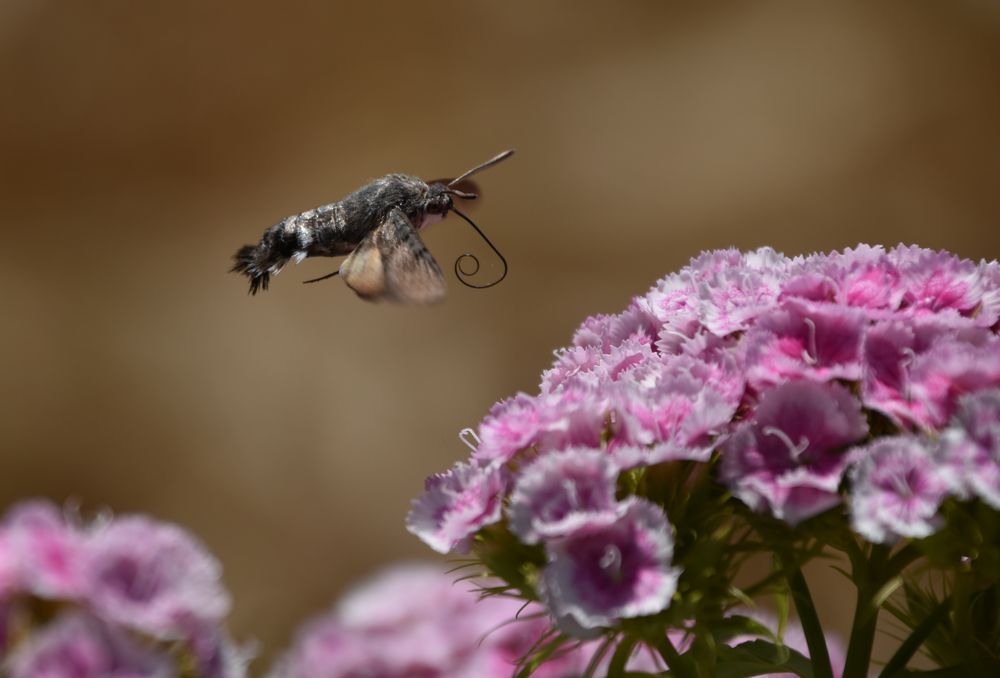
<box><xmin>231</xmin><ymin>149</ymin><xmax>513</xmax><ymax>302</ymax></box>
<box><xmin>233</xmin><ymin>174</ymin><xmax>447</xmax><ymax>294</ymax></box>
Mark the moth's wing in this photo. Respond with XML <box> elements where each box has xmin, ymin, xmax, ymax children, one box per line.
<box><xmin>339</xmin><ymin>207</ymin><xmax>446</xmax><ymax>304</ymax></box>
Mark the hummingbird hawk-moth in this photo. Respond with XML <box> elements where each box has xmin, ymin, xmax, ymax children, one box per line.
<box><xmin>231</xmin><ymin>150</ymin><xmax>514</xmax><ymax>303</ymax></box>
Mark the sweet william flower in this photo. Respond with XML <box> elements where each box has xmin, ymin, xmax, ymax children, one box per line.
<box><xmin>848</xmin><ymin>436</ymin><xmax>953</xmax><ymax>543</ymax></box>
<box><xmin>939</xmin><ymin>388</ymin><xmax>1000</xmax><ymax>508</ymax></box>
<box><xmin>406</xmin><ymin>461</ymin><xmax>506</xmax><ymax>553</ymax></box>
<box><xmin>268</xmin><ymin>563</ymin><xmax>590</xmax><ymax>678</ymax></box>
<box><xmin>7</xmin><ymin>611</ymin><xmax>174</xmax><ymax>678</ymax></box>
<box><xmin>0</xmin><ymin>499</ymin><xmax>247</xmax><ymax>677</ymax></box>
<box><xmin>892</xmin><ymin>245</ymin><xmax>985</xmax><ymax>318</ymax></box>
<box><xmin>472</xmin><ymin>389</ymin><xmax>607</xmax><ymax>465</ymax></box>
<box><xmin>720</xmin><ymin>380</ymin><xmax>868</xmax><ymax>524</ymax></box>
<box><xmin>83</xmin><ymin>515</ymin><xmax>231</xmax><ymax>639</ymax></box>
<box><xmin>3</xmin><ymin>500</ymin><xmax>83</xmax><ymax>600</ymax></box>
<box><xmin>411</xmin><ymin>245</ymin><xmax>1000</xmax><ymax>676</ymax></box>
<box><xmin>538</xmin><ymin>498</ymin><xmax>678</xmax><ymax>637</ymax></box>
<box><xmin>508</xmin><ymin>448</ymin><xmax>621</xmax><ymax>544</ymax></box>
<box><xmin>745</xmin><ymin>298</ymin><xmax>867</xmax><ymax>390</ymax></box>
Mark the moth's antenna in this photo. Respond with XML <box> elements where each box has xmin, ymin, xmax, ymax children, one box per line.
<box><xmin>303</xmin><ymin>270</ymin><xmax>339</xmax><ymax>285</ymax></box>
<box><xmin>448</xmin><ymin>149</ymin><xmax>515</xmax><ymax>188</ymax></box>
<box><xmin>451</xmin><ymin>206</ymin><xmax>508</xmax><ymax>290</ymax></box>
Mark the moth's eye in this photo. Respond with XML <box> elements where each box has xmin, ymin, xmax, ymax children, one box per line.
<box><xmin>429</xmin><ymin>197</ymin><xmax>450</xmax><ymax>214</ymax></box>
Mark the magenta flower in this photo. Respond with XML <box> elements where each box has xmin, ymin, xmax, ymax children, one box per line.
<box><xmin>746</xmin><ymin>298</ymin><xmax>866</xmax><ymax>390</ymax></box>
<box><xmin>721</xmin><ymin>381</ymin><xmax>868</xmax><ymax>524</ymax></box>
<box><xmin>538</xmin><ymin>498</ymin><xmax>678</xmax><ymax>637</ymax></box>
<box><xmin>508</xmin><ymin>448</ymin><xmax>621</xmax><ymax>543</ymax></box>
<box><xmin>848</xmin><ymin>436</ymin><xmax>954</xmax><ymax>543</ymax></box>
<box><xmin>406</xmin><ymin>461</ymin><xmax>506</xmax><ymax>553</ymax></box>
<box><xmin>7</xmin><ymin>611</ymin><xmax>174</xmax><ymax>678</ymax></box>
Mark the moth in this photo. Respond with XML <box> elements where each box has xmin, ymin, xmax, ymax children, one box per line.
<box><xmin>231</xmin><ymin>150</ymin><xmax>514</xmax><ymax>303</ymax></box>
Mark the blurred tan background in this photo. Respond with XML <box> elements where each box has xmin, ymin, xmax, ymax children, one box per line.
<box><xmin>2</xmin><ymin>0</ymin><xmax>1000</xmax><ymax>670</ymax></box>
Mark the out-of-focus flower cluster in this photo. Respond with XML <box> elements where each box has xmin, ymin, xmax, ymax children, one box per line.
<box><xmin>0</xmin><ymin>499</ymin><xmax>248</xmax><ymax>678</ymax></box>
<box><xmin>408</xmin><ymin>245</ymin><xmax>1000</xmax><ymax>673</ymax></box>
<box><xmin>268</xmin><ymin>562</ymin><xmax>837</xmax><ymax>678</ymax></box>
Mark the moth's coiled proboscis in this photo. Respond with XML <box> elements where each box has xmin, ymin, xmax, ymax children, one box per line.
<box><xmin>451</xmin><ymin>206</ymin><xmax>508</xmax><ymax>290</ymax></box>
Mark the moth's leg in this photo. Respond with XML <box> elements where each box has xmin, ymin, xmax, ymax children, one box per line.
<box><xmin>302</xmin><ymin>270</ymin><xmax>340</xmax><ymax>285</ymax></box>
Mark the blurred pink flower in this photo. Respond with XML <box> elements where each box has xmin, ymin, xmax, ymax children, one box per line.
<box><xmin>0</xmin><ymin>499</ymin><xmax>246</xmax><ymax>677</ymax></box>
<box><xmin>83</xmin><ymin>516</ymin><xmax>231</xmax><ymax>639</ymax></box>
<box><xmin>269</xmin><ymin>564</ymin><xmax>590</xmax><ymax>678</ymax></box>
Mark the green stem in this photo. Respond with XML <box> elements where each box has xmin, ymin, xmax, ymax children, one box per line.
<box><xmin>843</xmin><ymin>544</ymin><xmax>890</xmax><ymax>678</ymax></box>
<box><xmin>605</xmin><ymin>636</ymin><xmax>637</xmax><ymax>677</ymax></box>
<box><xmin>650</xmin><ymin>633</ymin><xmax>697</xmax><ymax>678</ymax></box>
<box><xmin>885</xmin><ymin>543</ymin><xmax>922</xmax><ymax>578</ymax></box>
<box><xmin>787</xmin><ymin>568</ymin><xmax>834</xmax><ymax>678</ymax></box>
<box><xmin>879</xmin><ymin>597</ymin><xmax>951</xmax><ymax>677</ymax></box>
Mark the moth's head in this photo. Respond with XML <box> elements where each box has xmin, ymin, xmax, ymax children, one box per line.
<box><xmin>424</xmin><ymin>182</ymin><xmax>456</xmax><ymax>217</ymax></box>
<box><xmin>424</xmin><ymin>149</ymin><xmax>515</xmax><ymax>217</ymax></box>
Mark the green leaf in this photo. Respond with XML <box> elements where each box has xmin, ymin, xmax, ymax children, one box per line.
<box><xmin>709</xmin><ymin>614</ymin><xmax>776</xmax><ymax>644</ymax></box>
<box><xmin>711</xmin><ymin>640</ymin><xmax>814</xmax><ymax>678</ymax></box>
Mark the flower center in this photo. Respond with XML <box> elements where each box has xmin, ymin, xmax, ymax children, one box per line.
<box><xmin>898</xmin><ymin>348</ymin><xmax>916</xmax><ymax>401</ymax></box>
<box><xmin>561</xmin><ymin>479</ymin><xmax>581</xmax><ymax>509</ymax></box>
<box><xmin>762</xmin><ymin>426</ymin><xmax>810</xmax><ymax>460</ymax></box>
<box><xmin>801</xmin><ymin>317</ymin><xmax>818</xmax><ymax>365</ymax></box>
<box><xmin>599</xmin><ymin>544</ymin><xmax>623</xmax><ymax>582</ymax></box>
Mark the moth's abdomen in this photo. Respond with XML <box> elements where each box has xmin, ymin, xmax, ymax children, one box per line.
<box><xmin>231</xmin><ymin>213</ymin><xmax>318</xmax><ymax>295</ymax></box>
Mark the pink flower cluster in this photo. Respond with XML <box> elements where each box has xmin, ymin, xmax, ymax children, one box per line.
<box><xmin>408</xmin><ymin>245</ymin><xmax>1000</xmax><ymax>636</ymax></box>
<box><xmin>0</xmin><ymin>499</ymin><xmax>247</xmax><ymax>677</ymax></box>
<box><xmin>268</xmin><ymin>563</ymin><xmax>591</xmax><ymax>678</ymax></box>
<box><xmin>269</xmin><ymin>563</ymin><xmax>837</xmax><ymax>677</ymax></box>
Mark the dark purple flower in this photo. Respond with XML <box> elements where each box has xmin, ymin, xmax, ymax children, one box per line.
<box><xmin>82</xmin><ymin>516</ymin><xmax>231</xmax><ymax>639</ymax></box>
<box><xmin>406</xmin><ymin>461</ymin><xmax>506</xmax><ymax>553</ymax></box>
<box><xmin>849</xmin><ymin>436</ymin><xmax>953</xmax><ymax>543</ymax></box>
<box><xmin>7</xmin><ymin>611</ymin><xmax>173</xmax><ymax>678</ymax></box>
<box><xmin>538</xmin><ymin>499</ymin><xmax>678</xmax><ymax>637</ymax></box>
<box><xmin>508</xmin><ymin>448</ymin><xmax>621</xmax><ymax>543</ymax></box>
<box><xmin>721</xmin><ymin>381</ymin><xmax>868</xmax><ymax>524</ymax></box>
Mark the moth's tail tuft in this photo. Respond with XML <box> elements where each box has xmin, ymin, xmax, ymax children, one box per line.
<box><xmin>231</xmin><ymin>244</ymin><xmax>270</xmax><ymax>295</ymax></box>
